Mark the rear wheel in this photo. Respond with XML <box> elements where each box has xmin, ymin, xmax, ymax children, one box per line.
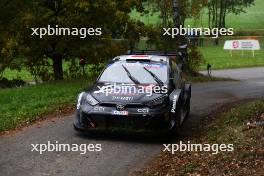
<box><xmin>184</xmin><ymin>86</ymin><xmax>191</xmax><ymax>119</ymax></box>
<box><xmin>184</xmin><ymin>96</ymin><xmax>191</xmax><ymax>119</ymax></box>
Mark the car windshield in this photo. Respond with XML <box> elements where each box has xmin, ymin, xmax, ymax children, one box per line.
<box><xmin>98</xmin><ymin>62</ymin><xmax>168</xmax><ymax>84</ymax></box>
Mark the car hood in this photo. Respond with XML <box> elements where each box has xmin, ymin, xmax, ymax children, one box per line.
<box><xmin>88</xmin><ymin>82</ymin><xmax>167</xmax><ymax>104</ymax></box>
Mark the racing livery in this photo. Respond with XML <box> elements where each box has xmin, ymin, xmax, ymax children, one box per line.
<box><xmin>74</xmin><ymin>51</ymin><xmax>191</xmax><ymax>134</ymax></box>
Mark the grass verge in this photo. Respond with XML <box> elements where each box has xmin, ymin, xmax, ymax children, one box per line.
<box><xmin>199</xmin><ymin>43</ymin><xmax>264</xmax><ymax>70</ymax></box>
<box><xmin>134</xmin><ymin>99</ymin><xmax>264</xmax><ymax>175</ymax></box>
<box><xmin>185</xmin><ymin>73</ymin><xmax>237</xmax><ymax>83</ymax></box>
<box><xmin>0</xmin><ymin>79</ymin><xmax>91</xmax><ymax>132</ymax></box>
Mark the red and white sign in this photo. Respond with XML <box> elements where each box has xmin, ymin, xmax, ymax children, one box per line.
<box><xmin>224</xmin><ymin>40</ymin><xmax>260</xmax><ymax>50</ymax></box>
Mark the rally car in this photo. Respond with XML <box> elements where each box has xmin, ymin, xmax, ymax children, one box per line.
<box><xmin>74</xmin><ymin>51</ymin><xmax>191</xmax><ymax>134</ymax></box>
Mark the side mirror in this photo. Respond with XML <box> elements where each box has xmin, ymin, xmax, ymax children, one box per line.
<box><xmin>169</xmin><ymin>77</ymin><xmax>175</xmax><ymax>88</ymax></box>
<box><xmin>178</xmin><ymin>64</ymin><xmax>184</xmax><ymax>71</ymax></box>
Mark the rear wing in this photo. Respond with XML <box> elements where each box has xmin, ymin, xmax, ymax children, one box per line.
<box><xmin>126</xmin><ymin>50</ymin><xmax>178</xmax><ymax>57</ymax></box>
<box><xmin>126</xmin><ymin>44</ymin><xmax>188</xmax><ymax>57</ymax></box>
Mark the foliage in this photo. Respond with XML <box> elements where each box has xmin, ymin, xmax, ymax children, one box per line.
<box><xmin>186</xmin><ymin>45</ymin><xmax>205</xmax><ymax>74</ymax></box>
<box><xmin>0</xmin><ymin>78</ymin><xmax>26</xmax><ymax>88</ymax></box>
<box><xmin>0</xmin><ymin>0</ymin><xmax>145</xmax><ymax>80</ymax></box>
<box><xmin>207</xmin><ymin>0</ymin><xmax>255</xmax><ymax>28</ymax></box>
<box><xmin>145</xmin><ymin>24</ymin><xmax>182</xmax><ymax>50</ymax></box>
<box><xmin>150</xmin><ymin>0</ymin><xmax>207</xmax><ymax>26</ymax></box>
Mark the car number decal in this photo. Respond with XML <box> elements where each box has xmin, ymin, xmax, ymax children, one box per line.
<box><xmin>112</xmin><ymin>110</ymin><xmax>128</xmax><ymax>116</ymax></box>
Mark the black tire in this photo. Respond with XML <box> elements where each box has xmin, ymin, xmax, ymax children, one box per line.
<box><xmin>183</xmin><ymin>87</ymin><xmax>191</xmax><ymax>119</ymax></box>
<box><xmin>73</xmin><ymin>124</ymin><xmax>85</xmax><ymax>133</ymax></box>
<box><xmin>185</xmin><ymin>96</ymin><xmax>191</xmax><ymax>119</ymax></box>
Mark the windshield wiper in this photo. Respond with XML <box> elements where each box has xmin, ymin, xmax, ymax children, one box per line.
<box><xmin>143</xmin><ymin>67</ymin><xmax>164</xmax><ymax>85</ymax></box>
<box><xmin>122</xmin><ymin>65</ymin><xmax>141</xmax><ymax>84</ymax></box>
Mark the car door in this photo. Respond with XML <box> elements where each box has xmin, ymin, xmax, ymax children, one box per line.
<box><xmin>171</xmin><ymin>60</ymin><xmax>182</xmax><ymax>89</ymax></box>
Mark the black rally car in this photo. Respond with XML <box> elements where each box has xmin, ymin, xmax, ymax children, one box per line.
<box><xmin>74</xmin><ymin>51</ymin><xmax>191</xmax><ymax>133</ymax></box>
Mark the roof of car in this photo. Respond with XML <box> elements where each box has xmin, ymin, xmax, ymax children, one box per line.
<box><xmin>113</xmin><ymin>55</ymin><xmax>169</xmax><ymax>63</ymax></box>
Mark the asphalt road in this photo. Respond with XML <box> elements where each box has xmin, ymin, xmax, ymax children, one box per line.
<box><xmin>1</xmin><ymin>67</ymin><xmax>264</xmax><ymax>176</ymax></box>
<box><xmin>200</xmin><ymin>67</ymin><xmax>264</xmax><ymax>80</ymax></box>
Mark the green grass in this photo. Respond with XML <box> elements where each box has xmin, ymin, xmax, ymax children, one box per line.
<box><xmin>186</xmin><ymin>0</ymin><xmax>264</xmax><ymax>30</ymax></box>
<box><xmin>0</xmin><ymin>79</ymin><xmax>91</xmax><ymax>132</ymax></box>
<box><xmin>199</xmin><ymin>37</ymin><xmax>264</xmax><ymax>70</ymax></box>
<box><xmin>2</xmin><ymin>60</ymin><xmax>73</xmax><ymax>81</ymax></box>
<box><xmin>2</xmin><ymin>61</ymin><xmax>95</xmax><ymax>81</ymax></box>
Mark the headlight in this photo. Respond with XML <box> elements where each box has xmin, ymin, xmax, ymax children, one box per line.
<box><xmin>76</xmin><ymin>92</ymin><xmax>99</xmax><ymax>109</ymax></box>
<box><xmin>146</xmin><ymin>95</ymin><xmax>167</xmax><ymax>108</ymax></box>
<box><xmin>85</xmin><ymin>94</ymin><xmax>99</xmax><ymax>106</ymax></box>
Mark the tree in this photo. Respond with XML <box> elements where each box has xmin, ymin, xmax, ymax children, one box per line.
<box><xmin>150</xmin><ymin>0</ymin><xmax>206</xmax><ymax>27</ymax></box>
<box><xmin>208</xmin><ymin>0</ymin><xmax>255</xmax><ymax>28</ymax></box>
<box><xmin>0</xmin><ymin>0</ymin><xmax>30</xmax><ymax>76</ymax></box>
<box><xmin>0</xmin><ymin>0</ymin><xmax>144</xmax><ymax>80</ymax></box>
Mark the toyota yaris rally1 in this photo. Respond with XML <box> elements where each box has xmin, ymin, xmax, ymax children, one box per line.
<box><xmin>74</xmin><ymin>51</ymin><xmax>191</xmax><ymax>134</ymax></box>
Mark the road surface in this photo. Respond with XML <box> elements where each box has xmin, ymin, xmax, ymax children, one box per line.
<box><xmin>1</xmin><ymin>67</ymin><xmax>264</xmax><ymax>176</ymax></box>
<box><xmin>200</xmin><ymin>67</ymin><xmax>264</xmax><ymax>80</ymax></box>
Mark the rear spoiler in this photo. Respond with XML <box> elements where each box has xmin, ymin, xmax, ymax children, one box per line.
<box><xmin>126</xmin><ymin>45</ymin><xmax>188</xmax><ymax>56</ymax></box>
<box><xmin>126</xmin><ymin>50</ymin><xmax>179</xmax><ymax>57</ymax></box>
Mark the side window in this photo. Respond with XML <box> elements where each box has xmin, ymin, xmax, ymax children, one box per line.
<box><xmin>171</xmin><ymin>60</ymin><xmax>176</xmax><ymax>74</ymax></box>
<box><xmin>169</xmin><ymin>60</ymin><xmax>174</xmax><ymax>77</ymax></box>
<box><xmin>175</xmin><ymin>65</ymin><xmax>180</xmax><ymax>78</ymax></box>
<box><xmin>171</xmin><ymin>60</ymin><xmax>180</xmax><ymax>87</ymax></box>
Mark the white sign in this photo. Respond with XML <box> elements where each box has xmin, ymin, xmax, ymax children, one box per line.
<box><xmin>224</xmin><ymin>40</ymin><xmax>260</xmax><ymax>50</ymax></box>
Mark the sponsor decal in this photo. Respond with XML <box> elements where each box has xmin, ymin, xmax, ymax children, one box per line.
<box><xmin>122</xmin><ymin>62</ymin><xmax>165</xmax><ymax>69</ymax></box>
<box><xmin>112</xmin><ymin>110</ymin><xmax>128</xmax><ymax>116</ymax></box>
<box><xmin>171</xmin><ymin>95</ymin><xmax>178</xmax><ymax>113</ymax></box>
<box><xmin>137</xmin><ymin>108</ymin><xmax>149</xmax><ymax>113</ymax></box>
<box><xmin>93</xmin><ymin>107</ymin><xmax>105</xmax><ymax>112</ymax></box>
<box><xmin>112</xmin><ymin>96</ymin><xmax>133</xmax><ymax>101</ymax></box>
<box><xmin>232</xmin><ymin>41</ymin><xmax>239</xmax><ymax>48</ymax></box>
<box><xmin>143</xmin><ymin>63</ymin><xmax>165</xmax><ymax>69</ymax></box>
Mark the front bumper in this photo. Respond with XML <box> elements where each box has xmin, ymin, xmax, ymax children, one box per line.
<box><xmin>73</xmin><ymin>104</ymin><xmax>170</xmax><ymax>132</ymax></box>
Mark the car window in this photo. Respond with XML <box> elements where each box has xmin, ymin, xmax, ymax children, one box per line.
<box><xmin>98</xmin><ymin>62</ymin><xmax>168</xmax><ymax>84</ymax></box>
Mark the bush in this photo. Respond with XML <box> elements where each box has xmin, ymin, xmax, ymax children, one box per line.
<box><xmin>0</xmin><ymin>78</ymin><xmax>26</xmax><ymax>88</ymax></box>
<box><xmin>186</xmin><ymin>45</ymin><xmax>205</xmax><ymax>74</ymax></box>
